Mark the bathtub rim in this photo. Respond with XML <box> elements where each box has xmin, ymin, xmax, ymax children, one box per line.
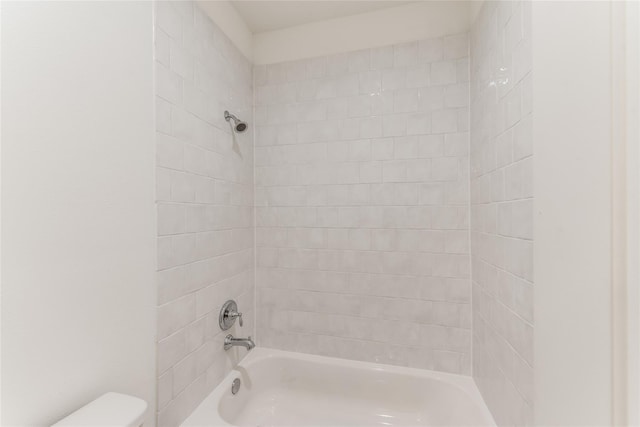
<box><xmin>181</xmin><ymin>347</ymin><xmax>496</xmax><ymax>427</ymax></box>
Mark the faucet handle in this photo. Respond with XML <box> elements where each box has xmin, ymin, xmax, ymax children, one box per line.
<box><xmin>219</xmin><ymin>300</ymin><xmax>244</xmax><ymax>330</ymax></box>
<box><xmin>228</xmin><ymin>310</ymin><xmax>243</xmax><ymax>327</ymax></box>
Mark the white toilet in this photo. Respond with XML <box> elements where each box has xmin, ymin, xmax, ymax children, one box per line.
<box><xmin>51</xmin><ymin>392</ymin><xmax>147</xmax><ymax>427</ymax></box>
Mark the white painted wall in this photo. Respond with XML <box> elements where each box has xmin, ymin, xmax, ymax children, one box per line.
<box><xmin>532</xmin><ymin>1</ymin><xmax>613</xmax><ymax>424</ymax></box>
<box><xmin>468</xmin><ymin>1</ymin><xmax>484</xmax><ymax>24</ymax></box>
<box><xmin>611</xmin><ymin>2</ymin><xmax>640</xmax><ymax>424</ymax></box>
<box><xmin>1</xmin><ymin>2</ymin><xmax>157</xmax><ymax>425</ymax></box>
<box><xmin>626</xmin><ymin>3</ymin><xmax>640</xmax><ymax>423</ymax></box>
<box><xmin>196</xmin><ymin>0</ymin><xmax>253</xmax><ymax>61</ymax></box>
<box><xmin>195</xmin><ymin>1</ymin><xmax>472</xmax><ymax>66</ymax></box>
<box><xmin>253</xmin><ymin>1</ymin><xmax>471</xmax><ymax>64</ymax></box>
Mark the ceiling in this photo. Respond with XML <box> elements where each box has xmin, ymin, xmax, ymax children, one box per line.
<box><xmin>229</xmin><ymin>1</ymin><xmax>415</xmax><ymax>33</ymax></box>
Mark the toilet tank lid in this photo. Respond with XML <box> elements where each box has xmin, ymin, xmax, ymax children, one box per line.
<box><xmin>52</xmin><ymin>392</ymin><xmax>148</xmax><ymax>427</ymax></box>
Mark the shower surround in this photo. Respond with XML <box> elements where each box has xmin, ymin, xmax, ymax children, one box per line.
<box><xmin>254</xmin><ymin>35</ymin><xmax>472</xmax><ymax>374</ymax></box>
<box><xmin>154</xmin><ymin>1</ymin><xmax>255</xmax><ymax>424</ymax></box>
<box><xmin>152</xmin><ymin>1</ymin><xmax>534</xmax><ymax>425</ymax></box>
<box><xmin>470</xmin><ymin>2</ymin><xmax>533</xmax><ymax>426</ymax></box>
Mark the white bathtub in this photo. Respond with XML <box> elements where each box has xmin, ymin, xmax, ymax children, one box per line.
<box><xmin>182</xmin><ymin>348</ymin><xmax>495</xmax><ymax>426</ymax></box>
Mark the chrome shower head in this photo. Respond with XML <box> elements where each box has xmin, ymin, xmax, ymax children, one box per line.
<box><xmin>224</xmin><ymin>110</ymin><xmax>247</xmax><ymax>133</ymax></box>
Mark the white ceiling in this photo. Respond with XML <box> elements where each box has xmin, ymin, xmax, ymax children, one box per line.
<box><xmin>229</xmin><ymin>1</ymin><xmax>414</xmax><ymax>33</ymax></box>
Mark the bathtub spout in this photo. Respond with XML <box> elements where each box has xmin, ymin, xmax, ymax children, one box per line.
<box><xmin>224</xmin><ymin>334</ymin><xmax>255</xmax><ymax>351</ymax></box>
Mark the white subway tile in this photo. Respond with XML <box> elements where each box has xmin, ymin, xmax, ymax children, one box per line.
<box><xmin>371</xmin><ymin>137</ymin><xmax>395</xmax><ymax>160</ymax></box>
<box><xmin>432</xmin><ymin>109</ymin><xmax>458</xmax><ymax>134</ymax></box>
<box><xmin>430</xmin><ymin>61</ymin><xmax>457</xmax><ymax>86</ymax></box>
<box><xmin>170</xmin><ymin>39</ymin><xmax>194</xmax><ymax>80</ymax></box>
<box><xmin>406</xmin><ymin>65</ymin><xmax>430</xmax><ymax>88</ymax></box>
<box><xmin>158</xmin><ymin>370</ymin><xmax>173</xmax><ymax>409</ymax></box>
<box><xmin>445</xmin><ymin>83</ymin><xmax>470</xmax><ymax>108</ymax></box>
<box><xmin>394</xmin><ymin>41</ymin><xmax>419</xmax><ymax>67</ymax></box>
<box><xmin>156</xmin><ymin>63</ymin><xmax>183</xmax><ymax>104</ymax></box>
<box><xmin>156</xmin><ymin>1</ymin><xmax>182</xmax><ymax>40</ymax></box>
<box><xmin>381</xmin><ymin>68</ymin><xmax>406</xmax><ymax>91</ymax></box>
<box><xmin>406</xmin><ymin>113</ymin><xmax>431</xmax><ymax>135</ymax></box>
<box><xmin>382</xmin><ymin>114</ymin><xmax>407</xmax><ymax>137</ymax></box>
<box><xmin>371</xmin><ymin>45</ymin><xmax>394</xmax><ymax>69</ymax></box>
<box><xmin>158</xmin><ymin>203</ymin><xmax>186</xmax><ymax>236</ymax></box>
<box><xmin>359</xmin><ymin>117</ymin><xmax>383</xmax><ymax>139</ymax></box>
<box><xmin>349</xmin><ymin>49</ymin><xmax>371</xmax><ymax>72</ymax></box>
<box><xmin>394</xmin><ymin>88</ymin><xmax>419</xmax><ymax>113</ymax></box>
<box><xmin>419</xmin><ymin>38</ymin><xmax>444</xmax><ymax>63</ymax></box>
<box><xmin>157</xmin><ymin>133</ymin><xmax>184</xmax><ymax>170</ymax></box>
<box><xmin>358</xmin><ymin>70</ymin><xmax>382</xmax><ymax>94</ymax></box>
<box><xmin>443</xmin><ymin>33</ymin><xmax>469</xmax><ymax>60</ymax></box>
<box><xmin>155</xmin><ymin>29</ymin><xmax>171</xmax><ymax>66</ymax></box>
<box><xmin>418</xmin><ymin>86</ymin><xmax>445</xmax><ymax>112</ymax></box>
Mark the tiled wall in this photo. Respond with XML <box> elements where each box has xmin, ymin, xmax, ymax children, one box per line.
<box><xmin>254</xmin><ymin>35</ymin><xmax>473</xmax><ymax>374</ymax></box>
<box><xmin>154</xmin><ymin>2</ymin><xmax>254</xmax><ymax>425</ymax></box>
<box><xmin>469</xmin><ymin>1</ymin><xmax>533</xmax><ymax>425</ymax></box>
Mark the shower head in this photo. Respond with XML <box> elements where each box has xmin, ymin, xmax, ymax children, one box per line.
<box><xmin>224</xmin><ymin>110</ymin><xmax>247</xmax><ymax>133</ymax></box>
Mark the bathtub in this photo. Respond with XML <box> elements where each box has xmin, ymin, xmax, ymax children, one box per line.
<box><xmin>182</xmin><ymin>348</ymin><xmax>495</xmax><ymax>426</ymax></box>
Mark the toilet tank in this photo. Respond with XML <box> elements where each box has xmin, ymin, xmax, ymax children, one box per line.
<box><xmin>51</xmin><ymin>392</ymin><xmax>148</xmax><ymax>427</ymax></box>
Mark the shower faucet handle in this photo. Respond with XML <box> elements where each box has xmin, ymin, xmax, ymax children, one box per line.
<box><xmin>227</xmin><ymin>310</ymin><xmax>243</xmax><ymax>327</ymax></box>
<box><xmin>219</xmin><ymin>300</ymin><xmax>244</xmax><ymax>330</ymax></box>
